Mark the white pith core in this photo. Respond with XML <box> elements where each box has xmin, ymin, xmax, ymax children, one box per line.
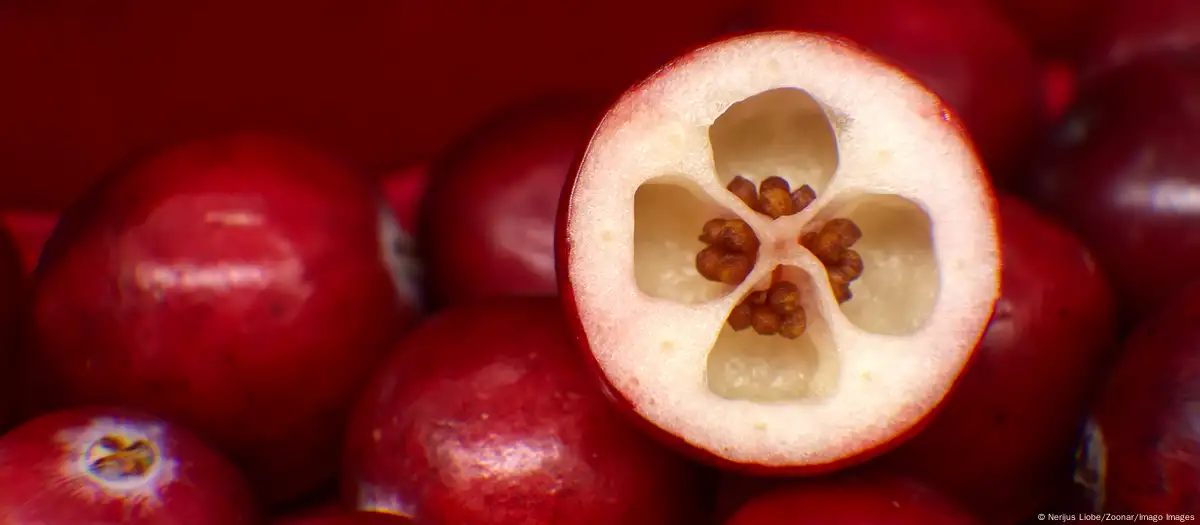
<box><xmin>565</xmin><ymin>32</ymin><xmax>999</xmax><ymax>465</ymax></box>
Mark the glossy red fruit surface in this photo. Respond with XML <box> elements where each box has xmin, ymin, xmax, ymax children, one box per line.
<box><xmin>1081</xmin><ymin>0</ymin><xmax>1200</xmax><ymax>79</ymax></box>
<box><xmin>25</xmin><ymin>132</ymin><xmax>421</xmax><ymax>505</ymax></box>
<box><xmin>0</xmin><ymin>0</ymin><xmax>732</xmax><ymax>210</ymax></box>
<box><xmin>341</xmin><ymin>297</ymin><xmax>710</xmax><ymax>524</ymax></box>
<box><xmin>748</xmin><ymin>0</ymin><xmax>1041</xmax><ymax>182</ymax></box>
<box><xmin>883</xmin><ymin>193</ymin><xmax>1117</xmax><ymax>524</ymax></box>
<box><xmin>1026</xmin><ymin>55</ymin><xmax>1200</xmax><ymax>318</ymax></box>
<box><xmin>1077</xmin><ymin>284</ymin><xmax>1200</xmax><ymax>514</ymax></box>
<box><xmin>724</xmin><ymin>474</ymin><xmax>982</xmax><ymax>525</ymax></box>
<box><xmin>0</xmin><ymin>406</ymin><xmax>260</xmax><ymax>524</ymax></box>
<box><xmin>420</xmin><ymin>96</ymin><xmax>601</xmax><ymax>306</ymax></box>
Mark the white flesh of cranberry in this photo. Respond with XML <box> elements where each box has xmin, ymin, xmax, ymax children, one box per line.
<box><xmin>563</xmin><ymin>32</ymin><xmax>1000</xmax><ymax>466</ymax></box>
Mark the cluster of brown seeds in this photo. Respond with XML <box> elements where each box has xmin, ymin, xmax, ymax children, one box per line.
<box><xmin>694</xmin><ymin>174</ymin><xmax>864</xmax><ymax>339</ymax></box>
<box><xmin>728</xmin><ymin>270</ymin><xmax>807</xmax><ymax>339</ymax></box>
<box><xmin>695</xmin><ymin>217</ymin><xmax>759</xmax><ymax>285</ymax></box>
<box><xmin>727</xmin><ymin>175</ymin><xmax>816</xmax><ymax>218</ymax></box>
<box><xmin>800</xmin><ymin>218</ymin><xmax>863</xmax><ymax>304</ymax></box>
<box><xmin>695</xmin><ymin>175</ymin><xmax>819</xmax><ymax>286</ymax></box>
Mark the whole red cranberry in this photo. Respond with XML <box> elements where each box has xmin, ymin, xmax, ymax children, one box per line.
<box><xmin>1077</xmin><ymin>283</ymin><xmax>1200</xmax><ymax>513</ymax></box>
<box><xmin>341</xmin><ymin>297</ymin><xmax>711</xmax><ymax>524</ymax></box>
<box><xmin>1025</xmin><ymin>54</ymin><xmax>1200</xmax><ymax>318</ymax></box>
<box><xmin>0</xmin><ymin>406</ymin><xmax>261</xmax><ymax>524</ymax></box>
<box><xmin>24</xmin><ymin>132</ymin><xmax>421</xmax><ymax>505</ymax></box>
<box><xmin>419</xmin><ymin>96</ymin><xmax>602</xmax><ymax>306</ymax></box>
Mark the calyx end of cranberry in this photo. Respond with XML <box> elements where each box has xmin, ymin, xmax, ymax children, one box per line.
<box><xmin>558</xmin><ymin>31</ymin><xmax>1000</xmax><ymax>471</ymax></box>
<box><xmin>84</xmin><ymin>435</ymin><xmax>158</xmax><ymax>481</ymax></box>
<box><xmin>63</xmin><ymin>417</ymin><xmax>173</xmax><ymax>490</ymax></box>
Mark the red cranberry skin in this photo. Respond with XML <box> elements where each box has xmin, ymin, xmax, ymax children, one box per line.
<box><xmin>1081</xmin><ymin>0</ymin><xmax>1200</xmax><ymax>80</ymax></box>
<box><xmin>1026</xmin><ymin>55</ymin><xmax>1200</xmax><ymax>318</ymax></box>
<box><xmin>25</xmin><ymin>132</ymin><xmax>420</xmax><ymax>505</ymax></box>
<box><xmin>1079</xmin><ymin>284</ymin><xmax>1200</xmax><ymax>514</ymax></box>
<box><xmin>419</xmin><ymin>97</ymin><xmax>601</xmax><ymax>306</ymax></box>
<box><xmin>0</xmin><ymin>406</ymin><xmax>261</xmax><ymax>525</ymax></box>
<box><xmin>341</xmin><ymin>297</ymin><xmax>710</xmax><ymax>525</ymax></box>
<box><xmin>724</xmin><ymin>474</ymin><xmax>982</xmax><ymax>525</ymax></box>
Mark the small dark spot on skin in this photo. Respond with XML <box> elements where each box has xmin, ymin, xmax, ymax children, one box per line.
<box><xmin>268</xmin><ymin>301</ymin><xmax>287</xmax><ymax>319</ymax></box>
<box><xmin>1057</xmin><ymin>308</ymin><xmax>1070</xmax><ymax>321</ymax></box>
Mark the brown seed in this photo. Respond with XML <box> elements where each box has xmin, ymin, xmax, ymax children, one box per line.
<box><xmin>759</xmin><ymin>176</ymin><xmax>791</xmax><ymax>193</ymax></box>
<box><xmin>695</xmin><ymin>248</ymin><xmax>754</xmax><ymax>285</ymax></box>
<box><xmin>767</xmin><ymin>281</ymin><xmax>801</xmax><ymax>314</ymax></box>
<box><xmin>758</xmin><ymin>187</ymin><xmax>794</xmax><ymax>218</ymax></box>
<box><xmin>699</xmin><ymin>218</ymin><xmax>726</xmax><ymax>245</ymax></box>
<box><xmin>779</xmin><ymin>310</ymin><xmax>807</xmax><ymax>339</ymax></box>
<box><xmin>750</xmin><ymin>305</ymin><xmax>781</xmax><ymax>335</ymax></box>
<box><xmin>719</xmin><ymin>219</ymin><xmax>760</xmax><ymax>253</ymax></box>
<box><xmin>728</xmin><ymin>301</ymin><xmax>753</xmax><ymax>331</ymax></box>
<box><xmin>747</xmin><ymin>290</ymin><xmax>768</xmax><ymax>305</ymax></box>
<box><xmin>695</xmin><ymin>246</ymin><xmax>726</xmax><ymax>282</ymax></box>
<box><xmin>839</xmin><ymin>249</ymin><xmax>864</xmax><ymax>281</ymax></box>
<box><xmin>821</xmin><ymin>218</ymin><xmax>863</xmax><ymax>247</ymax></box>
<box><xmin>719</xmin><ymin>254</ymin><xmax>755</xmax><ymax>285</ymax></box>
<box><xmin>727</xmin><ymin>176</ymin><xmax>760</xmax><ymax>212</ymax></box>
<box><xmin>811</xmin><ymin>232</ymin><xmax>846</xmax><ymax>265</ymax></box>
<box><xmin>791</xmin><ymin>184</ymin><xmax>817</xmax><ymax>212</ymax></box>
<box><xmin>799</xmin><ymin>231</ymin><xmax>817</xmax><ymax>249</ymax></box>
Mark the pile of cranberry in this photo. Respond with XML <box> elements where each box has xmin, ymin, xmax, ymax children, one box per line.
<box><xmin>0</xmin><ymin>0</ymin><xmax>1196</xmax><ymax>523</ymax></box>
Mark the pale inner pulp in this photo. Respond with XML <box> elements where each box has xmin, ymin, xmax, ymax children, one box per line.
<box><xmin>632</xmin><ymin>88</ymin><xmax>940</xmax><ymax>402</ymax></box>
